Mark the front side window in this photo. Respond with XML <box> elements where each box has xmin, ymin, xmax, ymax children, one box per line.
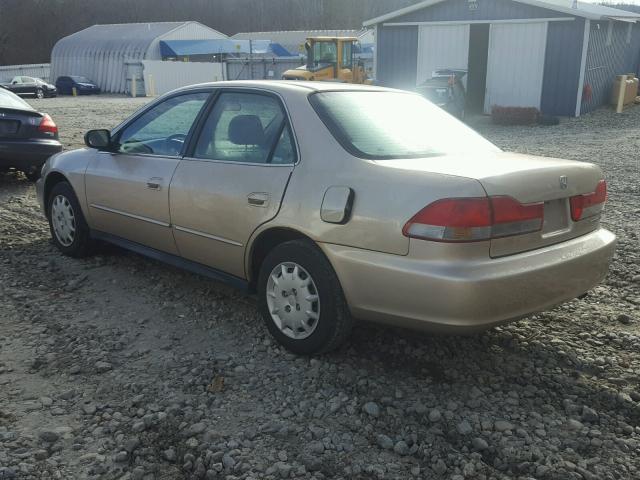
<box><xmin>194</xmin><ymin>92</ymin><xmax>295</xmax><ymax>164</ymax></box>
<box><xmin>312</xmin><ymin>41</ymin><xmax>337</xmax><ymax>67</ymax></box>
<box><xmin>309</xmin><ymin>91</ymin><xmax>500</xmax><ymax>160</ymax></box>
<box><xmin>21</xmin><ymin>77</ymin><xmax>35</xmax><ymax>83</ymax></box>
<box><xmin>116</xmin><ymin>92</ymin><xmax>209</xmax><ymax>156</ymax></box>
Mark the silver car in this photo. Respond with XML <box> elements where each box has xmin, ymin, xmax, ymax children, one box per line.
<box><xmin>37</xmin><ymin>81</ymin><xmax>616</xmax><ymax>354</ymax></box>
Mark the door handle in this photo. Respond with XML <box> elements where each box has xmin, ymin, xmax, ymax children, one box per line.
<box><xmin>247</xmin><ymin>192</ymin><xmax>269</xmax><ymax>207</ymax></box>
<box><xmin>146</xmin><ymin>177</ymin><xmax>162</xmax><ymax>190</ymax></box>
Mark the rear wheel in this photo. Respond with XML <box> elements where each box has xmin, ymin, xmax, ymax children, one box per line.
<box><xmin>24</xmin><ymin>168</ymin><xmax>41</xmax><ymax>181</ymax></box>
<box><xmin>47</xmin><ymin>181</ymin><xmax>93</xmax><ymax>257</ymax></box>
<box><xmin>257</xmin><ymin>240</ymin><xmax>353</xmax><ymax>355</ymax></box>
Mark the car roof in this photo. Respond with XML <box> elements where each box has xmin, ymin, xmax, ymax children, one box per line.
<box><xmin>180</xmin><ymin>80</ymin><xmax>399</xmax><ymax>95</ymax></box>
<box><xmin>0</xmin><ymin>87</ymin><xmax>35</xmax><ymax>111</ymax></box>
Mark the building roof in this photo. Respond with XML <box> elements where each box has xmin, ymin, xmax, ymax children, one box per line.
<box><xmin>53</xmin><ymin>22</ymin><xmax>226</xmax><ymax>54</ymax></box>
<box><xmin>364</xmin><ymin>0</ymin><xmax>640</xmax><ymax>26</ymax></box>
<box><xmin>59</xmin><ymin>22</ymin><xmax>195</xmax><ymax>47</ymax></box>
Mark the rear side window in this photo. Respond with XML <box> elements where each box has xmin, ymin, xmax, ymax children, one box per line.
<box><xmin>309</xmin><ymin>91</ymin><xmax>499</xmax><ymax>160</ymax></box>
<box><xmin>194</xmin><ymin>92</ymin><xmax>296</xmax><ymax>164</ymax></box>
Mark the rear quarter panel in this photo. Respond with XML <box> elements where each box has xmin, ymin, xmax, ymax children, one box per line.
<box><xmin>248</xmin><ymin>89</ymin><xmax>487</xmax><ymax>263</ymax></box>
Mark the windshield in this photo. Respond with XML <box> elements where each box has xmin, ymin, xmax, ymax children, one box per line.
<box><xmin>309</xmin><ymin>91</ymin><xmax>499</xmax><ymax>159</ymax></box>
<box><xmin>71</xmin><ymin>76</ymin><xmax>91</xmax><ymax>83</ymax></box>
<box><xmin>311</xmin><ymin>41</ymin><xmax>337</xmax><ymax>68</ymax></box>
<box><xmin>0</xmin><ymin>88</ymin><xmax>34</xmax><ymax>110</ymax></box>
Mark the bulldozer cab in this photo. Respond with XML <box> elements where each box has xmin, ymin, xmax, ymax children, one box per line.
<box><xmin>307</xmin><ymin>37</ymin><xmax>354</xmax><ymax>74</ymax></box>
<box><xmin>282</xmin><ymin>37</ymin><xmax>370</xmax><ymax>84</ymax></box>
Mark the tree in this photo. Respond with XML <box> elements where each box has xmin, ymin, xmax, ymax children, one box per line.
<box><xmin>0</xmin><ymin>0</ymin><xmax>419</xmax><ymax>65</ymax></box>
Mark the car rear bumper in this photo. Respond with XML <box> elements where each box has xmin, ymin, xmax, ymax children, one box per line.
<box><xmin>0</xmin><ymin>139</ymin><xmax>63</xmax><ymax>171</ymax></box>
<box><xmin>320</xmin><ymin>228</ymin><xmax>616</xmax><ymax>332</ymax></box>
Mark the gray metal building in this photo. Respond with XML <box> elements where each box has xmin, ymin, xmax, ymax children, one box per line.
<box><xmin>50</xmin><ymin>22</ymin><xmax>227</xmax><ymax>94</ymax></box>
<box><xmin>365</xmin><ymin>0</ymin><xmax>640</xmax><ymax>116</ymax></box>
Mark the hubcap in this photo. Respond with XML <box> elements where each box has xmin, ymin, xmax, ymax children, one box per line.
<box><xmin>51</xmin><ymin>195</ymin><xmax>76</xmax><ymax>247</ymax></box>
<box><xmin>266</xmin><ymin>262</ymin><xmax>320</xmax><ymax>340</ymax></box>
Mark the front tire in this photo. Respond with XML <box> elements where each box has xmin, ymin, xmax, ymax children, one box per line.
<box><xmin>47</xmin><ymin>181</ymin><xmax>93</xmax><ymax>257</ymax></box>
<box><xmin>35</xmin><ymin>88</ymin><xmax>44</xmax><ymax>99</ymax></box>
<box><xmin>257</xmin><ymin>240</ymin><xmax>353</xmax><ymax>355</ymax></box>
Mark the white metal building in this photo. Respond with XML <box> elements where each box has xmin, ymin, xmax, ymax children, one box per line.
<box><xmin>50</xmin><ymin>22</ymin><xmax>227</xmax><ymax>94</ymax></box>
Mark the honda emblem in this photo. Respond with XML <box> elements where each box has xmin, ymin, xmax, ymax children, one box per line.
<box><xmin>559</xmin><ymin>176</ymin><xmax>568</xmax><ymax>189</ymax></box>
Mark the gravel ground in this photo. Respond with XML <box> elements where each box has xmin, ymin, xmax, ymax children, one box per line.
<box><xmin>0</xmin><ymin>95</ymin><xmax>638</xmax><ymax>480</ymax></box>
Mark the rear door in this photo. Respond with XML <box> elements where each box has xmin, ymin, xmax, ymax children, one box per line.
<box><xmin>484</xmin><ymin>22</ymin><xmax>548</xmax><ymax>113</ymax></box>
<box><xmin>171</xmin><ymin>89</ymin><xmax>296</xmax><ymax>279</ymax></box>
<box><xmin>84</xmin><ymin>90</ymin><xmax>210</xmax><ymax>254</ymax></box>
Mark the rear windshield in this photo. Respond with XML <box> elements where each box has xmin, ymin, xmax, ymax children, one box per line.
<box><xmin>71</xmin><ymin>76</ymin><xmax>91</xmax><ymax>83</ymax></box>
<box><xmin>309</xmin><ymin>91</ymin><xmax>499</xmax><ymax>160</ymax></box>
<box><xmin>0</xmin><ymin>88</ymin><xmax>33</xmax><ymax>110</ymax></box>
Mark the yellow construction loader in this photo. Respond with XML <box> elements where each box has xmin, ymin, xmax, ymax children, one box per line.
<box><xmin>282</xmin><ymin>37</ymin><xmax>371</xmax><ymax>84</ymax></box>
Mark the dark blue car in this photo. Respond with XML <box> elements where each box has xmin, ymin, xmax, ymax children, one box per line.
<box><xmin>55</xmin><ymin>76</ymin><xmax>101</xmax><ymax>95</ymax></box>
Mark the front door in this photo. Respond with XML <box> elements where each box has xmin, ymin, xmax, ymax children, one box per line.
<box><xmin>171</xmin><ymin>90</ymin><xmax>297</xmax><ymax>279</ymax></box>
<box><xmin>85</xmin><ymin>91</ymin><xmax>210</xmax><ymax>254</ymax></box>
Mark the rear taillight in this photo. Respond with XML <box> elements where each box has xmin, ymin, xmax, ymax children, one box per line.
<box><xmin>570</xmin><ymin>180</ymin><xmax>606</xmax><ymax>222</ymax></box>
<box><xmin>38</xmin><ymin>114</ymin><xmax>58</xmax><ymax>135</ymax></box>
<box><xmin>403</xmin><ymin>196</ymin><xmax>543</xmax><ymax>243</ymax></box>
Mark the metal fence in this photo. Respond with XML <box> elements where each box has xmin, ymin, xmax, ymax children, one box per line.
<box><xmin>225</xmin><ymin>55</ymin><xmax>374</xmax><ymax>80</ymax></box>
<box><xmin>0</xmin><ymin>63</ymin><xmax>51</xmax><ymax>82</ymax></box>
<box><xmin>225</xmin><ymin>57</ymin><xmax>304</xmax><ymax>81</ymax></box>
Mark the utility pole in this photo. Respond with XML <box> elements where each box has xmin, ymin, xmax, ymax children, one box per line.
<box><xmin>249</xmin><ymin>40</ymin><xmax>254</xmax><ymax>80</ymax></box>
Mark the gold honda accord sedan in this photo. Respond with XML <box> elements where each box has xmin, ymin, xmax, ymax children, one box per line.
<box><xmin>37</xmin><ymin>81</ymin><xmax>616</xmax><ymax>354</ymax></box>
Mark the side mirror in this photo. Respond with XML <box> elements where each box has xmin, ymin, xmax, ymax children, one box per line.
<box><xmin>85</xmin><ymin>129</ymin><xmax>111</xmax><ymax>150</ymax></box>
<box><xmin>12</xmin><ymin>81</ymin><xmax>18</xmax><ymax>84</ymax></box>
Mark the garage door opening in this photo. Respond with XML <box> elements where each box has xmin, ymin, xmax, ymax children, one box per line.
<box><xmin>466</xmin><ymin>24</ymin><xmax>490</xmax><ymax>114</ymax></box>
<box><xmin>416</xmin><ymin>21</ymin><xmax>548</xmax><ymax>116</ymax></box>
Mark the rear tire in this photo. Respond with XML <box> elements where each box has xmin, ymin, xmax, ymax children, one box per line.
<box><xmin>47</xmin><ymin>181</ymin><xmax>93</xmax><ymax>258</ymax></box>
<box><xmin>24</xmin><ymin>169</ymin><xmax>41</xmax><ymax>181</ymax></box>
<box><xmin>257</xmin><ymin>240</ymin><xmax>353</xmax><ymax>355</ymax></box>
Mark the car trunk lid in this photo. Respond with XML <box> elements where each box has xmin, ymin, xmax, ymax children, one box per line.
<box><xmin>0</xmin><ymin>108</ymin><xmax>44</xmax><ymax>140</ymax></box>
<box><xmin>377</xmin><ymin>151</ymin><xmax>605</xmax><ymax>257</ymax></box>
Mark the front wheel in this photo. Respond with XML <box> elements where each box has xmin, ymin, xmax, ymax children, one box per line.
<box><xmin>47</xmin><ymin>181</ymin><xmax>93</xmax><ymax>257</ymax></box>
<box><xmin>257</xmin><ymin>240</ymin><xmax>353</xmax><ymax>355</ymax></box>
<box><xmin>35</xmin><ymin>88</ymin><xmax>44</xmax><ymax>99</ymax></box>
